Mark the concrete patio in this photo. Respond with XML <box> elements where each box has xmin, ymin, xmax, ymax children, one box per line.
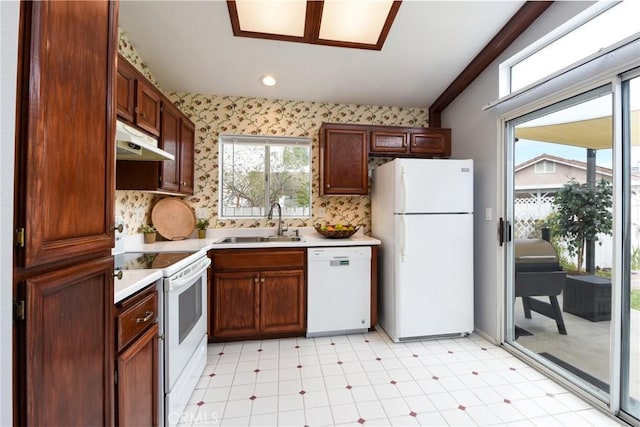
<box><xmin>513</xmin><ymin>292</ymin><xmax>639</xmax><ymax>400</ymax></box>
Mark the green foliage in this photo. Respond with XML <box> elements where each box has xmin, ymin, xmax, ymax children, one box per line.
<box><xmin>140</xmin><ymin>224</ymin><xmax>156</xmax><ymax>233</ymax></box>
<box><xmin>631</xmin><ymin>290</ymin><xmax>640</xmax><ymax>311</ymax></box>
<box><xmin>196</xmin><ymin>218</ymin><xmax>210</xmax><ymax>230</ymax></box>
<box><xmin>631</xmin><ymin>247</ymin><xmax>640</xmax><ymax>271</ymax></box>
<box><xmin>548</xmin><ymin>179</ymin><xmax>612</xmax><ymax>273</ymax></box>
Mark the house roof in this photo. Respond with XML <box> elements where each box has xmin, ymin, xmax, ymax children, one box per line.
<box><xmin>514</xmin><ymin>153</ymin><xmax>612</xmax><ymax>177</ymax></box>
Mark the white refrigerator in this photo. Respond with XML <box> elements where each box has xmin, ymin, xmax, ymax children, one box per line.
<box><xmin>371</xmin><ymin>158</ymin><xmax>474</xmax><ymax>342</ymax></box>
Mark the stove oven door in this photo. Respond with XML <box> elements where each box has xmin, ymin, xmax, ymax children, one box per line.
<box><xmin>164</xmin><ymin>256</ymin><xmax>209</xmax><ymax>391</ymax></box>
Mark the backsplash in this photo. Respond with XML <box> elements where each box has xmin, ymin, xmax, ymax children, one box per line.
<box><xmin>116</xmin><ymin>29</ymin><xmax>428</xmax><ymax>235</ymax></box>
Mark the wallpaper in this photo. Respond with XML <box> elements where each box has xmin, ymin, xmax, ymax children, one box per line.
<box><xmin>116</xmin><ymin>29</ymin><xmax>428</xmax><ymax>235</ymax></box>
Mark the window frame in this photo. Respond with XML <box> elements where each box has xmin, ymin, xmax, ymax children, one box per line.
<box><xmin>499</xmin><ymin>1</ymin><xmax>635</xmax><ymax>98</ymax></box>
<box><xmin>218</xmin><ymin>134</ymin><xmax>312</xmax><ymax>219</ymax></box>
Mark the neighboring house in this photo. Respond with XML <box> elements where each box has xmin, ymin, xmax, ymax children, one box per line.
<box><xmin>513</xmin><ymin>153</ymin><xmax>640</xmax><ymax>268</ymax></box>
<box><xmin>515</xmin><ymin>153</ymin><xmax>613</xmax><ymax>195</ymax></box>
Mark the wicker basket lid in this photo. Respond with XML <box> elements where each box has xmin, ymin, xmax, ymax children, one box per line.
<box><xmin>151</xmin><ymin>198</ymin><xmax>196</xmax><ymax>240</ymax></box>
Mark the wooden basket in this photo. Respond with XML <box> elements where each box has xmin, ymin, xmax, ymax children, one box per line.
<box><xmin>313</xmin><ymin>224</ymin><xmax>360</xmax><ymax>239</ymax></box>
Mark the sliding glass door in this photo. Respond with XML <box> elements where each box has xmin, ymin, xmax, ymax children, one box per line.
<box><xmin>504</xmin><ymin>87</ymin><xmax>614</xmax><ymax>399</ymax></box>
<box><xmin>622</xmin><ymin>72</ymin><xmax>640</xmax><ymax>420</ymax></box>
<box><xmin>503</xmin><ymin>70</ymin><xmax>640</xmax><ymax>423</ymax></box>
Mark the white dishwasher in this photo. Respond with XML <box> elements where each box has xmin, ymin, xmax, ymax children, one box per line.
<box><xmin>307</xmin><ymin>246</ymin><xmax>371</xmax><ymax>337</ymax></box>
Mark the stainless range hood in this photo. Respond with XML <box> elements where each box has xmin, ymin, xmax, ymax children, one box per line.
<box><xmin>116</xmin><ymin>120</ymin><xmax>174</xmax><ymax>161</ymax></box>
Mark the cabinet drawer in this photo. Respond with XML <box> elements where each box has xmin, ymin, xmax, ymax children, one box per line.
<box><xmin>116</xmin><ymin>289</ymin><xmax>157</xmax><ymax>352</ymax></box>
<box><xmin>212</xmin><ymin>249</ymin><xmax>305</xmax><ymax>271</ymax></box>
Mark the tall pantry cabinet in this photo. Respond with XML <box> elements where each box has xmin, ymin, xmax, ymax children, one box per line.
<box><xmin>13</xmin><ymin>1</ymin><xmax>118</xmax><ymax>425</ymax></box>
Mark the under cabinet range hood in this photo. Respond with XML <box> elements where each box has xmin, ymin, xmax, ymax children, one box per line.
<box><xmin>115</xmin><ymin>120</ymin><xmax>175</xmax><ymax>161</ymax></box>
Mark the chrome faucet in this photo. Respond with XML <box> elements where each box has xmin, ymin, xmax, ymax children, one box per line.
<box><xmin>267</xmin><ymin>202</ymin><xmax>283</xmax><ymax>236</ymax></box>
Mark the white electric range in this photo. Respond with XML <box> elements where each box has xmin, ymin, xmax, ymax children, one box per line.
<box><xmin>114</xmin><ymin>250</ymin><xmax>210</xmax><ymax>427</ymax></box>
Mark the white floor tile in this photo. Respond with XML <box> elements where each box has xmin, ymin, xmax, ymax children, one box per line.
<box><xmin>379</xmin><ymin>397</ymin><xmax>410</xmax><ymax>417</ymax></box>
<box><xmin>277</xmin><ymin>409</ymin><xmax>305</xmax><ymax>426</ymax></box>
<box><xmin>330</xmin><ymin>402</ymin><xmax>359</xmax><ymax>425</ymax></box>
<box><xmin>186</xmin><ymin>331</ymin><xmax>623</xmax><ymax>427</ymax></box>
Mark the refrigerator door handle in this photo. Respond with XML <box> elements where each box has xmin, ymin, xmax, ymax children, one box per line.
<box><xmin>400</xmin><ymin>215</ymin><xmax>407</xmax><ymax>262</ymax></box>
<box><xmin>401</xmin><ymin>169</ymin><xmax>408</xmax><ymax>212</ymax></box>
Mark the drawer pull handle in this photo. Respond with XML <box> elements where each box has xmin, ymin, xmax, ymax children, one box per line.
<box><xmin>136</xmin><ymin>311</ymin><xmax>154</xmax><ymax>323</ymax></box>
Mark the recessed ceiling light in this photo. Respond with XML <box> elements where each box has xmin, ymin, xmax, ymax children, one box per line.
<box><xmin>262</xmin><ymin>75</ymin><xmax>277</xmax><ymax>87</ymax></box>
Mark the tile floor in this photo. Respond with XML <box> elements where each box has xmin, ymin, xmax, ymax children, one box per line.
<box><xmin>178</xmin><ymin>330</ymin><xmax>624</xmax><ymax>426</ymax></box>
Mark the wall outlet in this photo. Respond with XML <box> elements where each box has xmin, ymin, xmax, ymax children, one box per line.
<box><xmin>485</xmin><ymin>208</ymin><xmax>493</xmax><ymax>221</ymax></box>
<box><xmin>195</xmin><ymin>207</ymin><xmax>208</xmax><ymax>219</ymax></box>
<box><xmin>318</xmin><ymin>208</ymin><xmax>326</xmax><ymax>218</ymax></box>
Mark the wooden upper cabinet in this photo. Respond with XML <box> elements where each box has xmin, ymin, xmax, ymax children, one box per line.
<box><xmin>320</xmin><ymin>124</ymin><xmax>369</xmax><ymax>196</ymax></box>
<box><xmin>15</xmin><ymin>0</ymin><xmax>116</xmax><ymax>269</ymax></box>
<box><xmin>116</xmin><ymin>54</ymin><xmax>161</xmax><ymax>137</ymax></box>
<box><xmin>160</xmin><ymin>101</ymin><xmax>195</xmax><ymax>194</ymax></box>
<box><xmin>410</xmin><ymin>128</ymin><xmax>451</xmax><ymax>157</ymax></box>
<box><xmin>179</xmin><ymin>118</ymin><xmax>196</xmax><ymax>194</ymax></box>
<box><xmin>159</xmin><ymin>102</ymin><xmax>181</xmax><ymax>192</ymax></box>
<box><xmin>116</xmin><ymin>56</ymin><xmax>137</xmax><ymax>123</ymax></box>
<box><xmin>136</xmin><ymin>80</ymin><xmax>162</xmax><ymax>137</ymax></box>
<box><xmin>370</xmin><ymin>129</ymin><xmax>408</xmax><ymax>154</ymax></box>
<box><xmin>369</xmin><ymin>126</ymin><xmax>452</xmax><ymax>158</ymax></box>
<box><xmin>115</xmin><ymin>62</ymin><xmax>195</xmax><ymax>196</ymax></box>
<box><xmin>23</xmin><ymin>257</ymin><xmax>114</xmax><ymax>426</ymax></box>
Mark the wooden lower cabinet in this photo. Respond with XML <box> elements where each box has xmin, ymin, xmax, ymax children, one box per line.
<box><xmin>260</xmin><ymin>270</ymin><xmax>305</xmax><ymax>333</ymax></box>
<box><xmin>210</xmin><ymin>249</ymin><xmax>306</xmax><ymax>341</ymax></box>
<box><xmin>116</xmin><ymin>324</ymin><xmax>158</xmax><ymax>427</ymax></box>
<box><xmin>213</xmin><ymin>271</ymin><xmax>261</xmax><ymax>337</ymax></box>
<box><xmin>20</xmin><ymin>257</ymin><xmax>114</xmax><ymax>426</ymax></box>
<box><xmin>114</xmin><ymin>284</ymin><xmax>159</xmax><ymax>426</ymax></box>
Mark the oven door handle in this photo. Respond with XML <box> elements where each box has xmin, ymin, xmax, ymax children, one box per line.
<box><xmin>167</xmin><ymin>257</ymin><xmax>211</xmax><ymax>291</ymax></box>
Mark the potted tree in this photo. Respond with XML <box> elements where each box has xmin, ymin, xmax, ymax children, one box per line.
<box><xmin>196</xmin><ymin>218</ymin><xmax>209</xmax><ymax>239</ymax></box>
<box><xmin>141</xmin><ymin>224</ymin><xmax>157</xmax><ymax>244</ymax></box>
<box><xmin>549</xmin><ymin>178</ymin><xmax>612</xmax><ymax>273</ymax></box>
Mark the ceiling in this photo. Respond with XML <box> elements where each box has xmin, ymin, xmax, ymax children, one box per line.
<box><xmin>119</xmin><ymin>1</ymin><xmax>525</xmax><ymax>109</ymax></box>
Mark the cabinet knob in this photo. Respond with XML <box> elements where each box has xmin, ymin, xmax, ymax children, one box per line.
<box><xmin>261</xmin><ymin>277</ymin><xmax>265</xmax><ymax>283</ymax></box>
<box><xmin>326</xmin><ymin>184</ymin><xmax>331</xmax><ymax>189</ymax></box>
<box><xmin>112</xmin><ymin>224</ymin><xmax>124</xmax><ymax>233</ymax></box>
<box><xmin>254</xmin><ymin>277</ymin><xmax>259</xmax><ymax>283</ymax></box>
<box><xmin>139</xmin><ymin>112</ymin><xmax>147</xmax><ymax>119</ymax></box>
<box><xmin>113</xmin><ymin>270</ymin><xmax>123</xmax><ymax>280</ymax></box>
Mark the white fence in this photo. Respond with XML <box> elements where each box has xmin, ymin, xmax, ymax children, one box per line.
<box><xmin>222</xmin><ymin>206</ymin><xmax>310</xmax><ymax>218</ymax></box>
<box><xmin>514</xmin><ymin>194</ymin><xmax>612</xmax><ymax>269</ymax></box>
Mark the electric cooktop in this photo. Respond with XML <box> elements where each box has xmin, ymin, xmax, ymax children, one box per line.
<box><xmin>114</xmin><ymin>252</ymin><xmax>194</xmax><ymax>270</ymax></box>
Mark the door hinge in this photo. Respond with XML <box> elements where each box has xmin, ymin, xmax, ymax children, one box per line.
<box><xmin>14</xmin><ymin>300</ymin><xmax>25</xmax><ymax>321</ymax></box>
<box><xmin>15</xmin><ymin>228</ymin><xmax>25</xmax><ymax>247</ymax></box>
<box><xmin>114</xmin><ymin>370</ymin><xmax>118</xmax><ymax>385</ymax></box>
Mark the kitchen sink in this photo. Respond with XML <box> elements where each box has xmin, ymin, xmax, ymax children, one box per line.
<box><xmin>215</xmin><ymin>235</ymin><xmax>304</xmax><ymax>244</ymax></box>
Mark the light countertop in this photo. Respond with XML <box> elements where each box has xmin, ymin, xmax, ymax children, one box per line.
<box><xmin>123</xmin><ymin>227</ymin><xmax>381</xmax><ymax>252</ymax></box>
<box><xmin>114</xmin><ymin>227</ymin><xmax>381</xmax><ymax>304</ymax></box>
<box><xmin>114</xmin><ymin>269</ymin><xmax>162</xmax><ymax>304</ymax></box>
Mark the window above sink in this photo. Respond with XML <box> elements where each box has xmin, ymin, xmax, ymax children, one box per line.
<box><xmin>219</xmin><ymin>134</ymin><xmax>311</xmax><ymax>219</ymax></box>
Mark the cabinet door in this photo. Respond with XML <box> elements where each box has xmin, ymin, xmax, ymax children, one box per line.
<box><xmin>321</xmin><ymin>127</ymin><xmax>368</xmax><ymax>195</ymax></box>
<box><xmin>409</xmin><ymin>129</ymin><xmax>451</xmax><ymax>157</ymax></box>
<box><xmin>117</xmin><ymin>323</ymin><xmax>158</xmax><ymax>427</ymax></box>
<box><xmin>22</xmin><ymin>257</ymin><xmax>114</xmax><ymax>426</ymax></box>
<box><xmin>213</xmin><ymin>271</ymin><xmax>260</xmax><ymax>338</ymax></box>
<box><xmin>116</xmin><ymin>55</ymin><xmax>137</xmax><ymax>123</ymax></box>
<box><xmin>159</xmin><ymin>102</ymin><xmax>181</xmax><ymax>192</ymax></box>
<box><xmin>15</xmin><ymin>0</ymin><xmax>116</xmax><ymax>269</ymax></box>
<box><xmin>179</xmin><ymin>118</ymin><xmax>195</xmax><ymax>194</ymax></box>
<box><xmin>135</xmin><ymin>80</ymin><xmax>162</xmax><ymax>137</ymax></box>
<box><xmin>370</xmin><ymin>129</ymin><xmax>408</xmax><ymax>154</ymax></box>
<box><xmin>260</xmin><ymin>270</ymin><xmax>305</xmax><ymax>334</ymax></box>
